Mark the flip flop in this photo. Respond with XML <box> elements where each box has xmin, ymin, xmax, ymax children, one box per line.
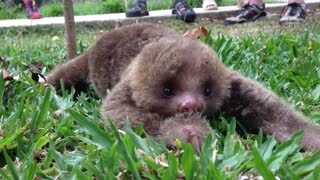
<box><xmin>202</xmin><ymin>0</ymin><xmax>218</xmax><ymax>11</ymax></box>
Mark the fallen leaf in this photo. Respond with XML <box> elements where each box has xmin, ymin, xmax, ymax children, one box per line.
<box><xmin>0</xmin><ymin>129</ymin><xmax>4</xmax><ymax>137</ymax></box>
<box><xmin>1</xmin><ymin>68</ymin><xmax>14</xmax><ymax>81</ymax></box>
<box><xmin>0</xmin><ymin>57</ymin><xmax>15</xmax><ymax>81</ymax></box>
<box><xmin>96</xmin><ymin>29</ymin><xmax>108</xmax><ymax>37</ymax></box>
<box><xmin>184</xmin><ymin>26</ymin><xmax>208</xmax><ymax>39</ymax></box>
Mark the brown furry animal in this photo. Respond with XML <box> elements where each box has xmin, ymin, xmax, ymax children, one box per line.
<box><xmin>46</xmin><ymin>23</ymin><xmax>320</xmax><ymax>152</ymax></box>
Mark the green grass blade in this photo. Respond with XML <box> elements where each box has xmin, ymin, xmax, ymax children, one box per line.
<box><xmin>125</xmin><ymin>126</ymin><xmax>155</xmax><ymax>157</ymax></box>
<box><xmin>306</xmin><ymin>166</ymin><xmax>320</xmax><ymax>180</ymax></box>
<box><xmin>23</xmin><ymin>162</ymin><xmax>37</xmax><ymax>180</ymax></box>
<box><xmin>84</xmin><ymin>161</ymin><xmax>103</xmax><ymax>179</ymax></box>
<box><xmin>181</xmin><ymin>144</ymin><xmax>196</xmax><ymax>179</ymax></box>
<box><xmin>200</xmin><ymin>134</ymin><xmax>215</xmax><ymax>165</ymax></box>
<box><xmin>251</xmin><ymin>146</ymin><xmax>276</xmax><ymax>180</ymax></box>
<box><xmin>223</xmin><ymin>120</ymin><xmax>237</xmax><ymax>159</ymax></box>
<box><xmin>209</xmin><ymin>162</ymin><xmax>223</xmax><ymax>180</ymax></box>
<box><xmin>291</xmin><ymin>151</ymin><xmax>320</xmax><ymax>176</ymax></box>
<box><xmin>0</xmin><ymin>127</ymin><xmax>26</xmax><ymax>149</ymax></box>
<box><xmin>146</xmin><ymin>135</ymin><xmax>168</xmax><ymax>154</ymax></box>
<box><xmin>34</xmin><ymin>135</ymin><xmax>49</xmax><ymax>151</ymax></box>
<box><xmin>0</xmin><ymin>167</ymin><xmax>11</xmax><ymax>180</ymax></box>
<box><xmin>50</xmin><ymin>141</ymin><xmax>68</xmax><ymax>180</ymax></box>
<box><xmin>72</xmin><ymin>168</ymin><xmax>90</xmax><ymax>180</ymax></box>
<box><xmin>0</xmin><ymin>72</ymin><xmax>4</xmax><ymax>106</ymax></box>
<box><xmin>3</xmin><ymin>149</ymin><xmax>19</xmax><ymax>180</ymax></box>
<box><xmin>21</xmin><ymin>71</ymin><xmax>37</xmax><ymax>87</ymax></box>
<box><xmin>30</xmin><ymin>88</ymin><xmax>51</xmax><ymax>134</ymax></box>
<box><xmin>68</xmin><ymin>109</ymin><xmax>112</xmax><ymax>148</ymax></box>
<box><xmin>37</xmin><ymin>87</ymin><xmax>51</xmax><ymax>124</ymax></box>
<box><xmin>33</xmin><ymin>122</ymin><xmax>51</xmax><ymax>144</ymax></box>
<box><xmin>312</xmin><ymin>85</ymin><xmax>320</xmax><ymax>101</ymax></box>
<box><xmin>218</xmin><ymin>152</ymin><xmax>248</xmax><ymax>171</ymax></box>
<box><xmin>259</xmin><ymin>136</ymin><xmax>277</xmax><ymax>160</ymax></box>
<box><xmin>168</xmin><ymin>152</ymin><xmax>179</xmax><ymax>178</ymax></box>
<box><xmin>280</xmin><ymin>163</ymin><xmax>299</xmax><ymax>180</ymax></box>
<box><xmin>268</xmin><ymin>131</ymin><xmax>303</xmax><ymax>171</ymax></box>
<box><xmin>108</xmin><ymin>118</ymin><xmax>141</xmax><ymax>180</ymax></box>
<box><xmin>143</xmin><ymin>156</ymin><xmax>159</xmax><ymax>171</ymax></box>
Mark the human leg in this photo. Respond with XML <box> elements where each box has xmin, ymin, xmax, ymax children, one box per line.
<box><xmin>202</xmin><ymin>0</ymin><xmax>218</xmax><ymax>11</ymax></box>
<box><xmin>25</xmin><ymin>0</ymin><xmax>42</xmax><ymax>19</ymax></box>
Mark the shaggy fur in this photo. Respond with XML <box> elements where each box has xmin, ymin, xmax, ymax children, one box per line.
<box><xmin>46</xmin><ymin>23</ymin><xmax>320</xmax><ymax>151</ymax></box>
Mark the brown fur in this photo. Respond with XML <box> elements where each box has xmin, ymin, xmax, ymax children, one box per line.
<box><xmin>158</xmin><ymin>113</ymin><xmax>212</xmax><ymax>153</ymax></box>
<box><xmin>47</xmin><ymin>24</ymin><xmax>176</xmax><ymax>97</ymax></box>
<box><xmin>222</xmin><ymin>72</ymin><xmax>320</xmax><ymax>150</ymax></box>
<box><xmin>46</xmin><ymin>23</ymin><xmax>320</xmax><ymax>151</ymax></box>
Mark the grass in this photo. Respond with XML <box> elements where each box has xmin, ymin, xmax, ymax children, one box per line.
<box><xmin>0</xmin><ymin>0</ymin><xmax>287</xmax><ymax>20</ymax></box>
<box><xmin>1</xmin><ymin>17</ymin><xmax>320</xmax><ymax>179</ymax></box>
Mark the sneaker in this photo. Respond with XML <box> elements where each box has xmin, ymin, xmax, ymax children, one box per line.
<box><xmin>224</xmin><ymin>4</ymin><xmax>266</xmax><ymax>25</ymax></box>
<box><xmin>172</xmin><ymin>0</ymin><xmax>196</xmax><ymax>23</ymax></box>
<box><xmin>126</xmin><ymin>1</ymin><xmax>149</xmax><ymax>17</ymax></box>
<box><xmin>27</xmin><ymin>9</ymin><xmax>42</xmax><ymax>19</ymax></box>
<box><xmin>279</xmin><ymin>3</ymin><xmax>307</xmax><ymax>24</ymax></box>
<box><xmin>26</xmin><ymin>0</ymin><xmax>42</xmax><ymax>19</ymax></box>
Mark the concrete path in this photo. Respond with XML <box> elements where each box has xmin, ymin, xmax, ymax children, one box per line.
<box><xmin>0</xmin><ymin>0</ymin><xmax>319</xmax><ymax>28</ymax></box>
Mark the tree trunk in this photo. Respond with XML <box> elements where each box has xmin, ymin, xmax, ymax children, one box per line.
<box><xmin>63</xmin><ymin>0</ymin><xmax>77</xmax><ymax>60</ymax></box>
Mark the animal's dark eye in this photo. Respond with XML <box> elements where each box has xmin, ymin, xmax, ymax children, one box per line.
<box><xmin>163</xmin><ymin>87</ymin><xmax>174</xmax><ymax>97</ymax></box>
<box><xmin>163</xmin><ymin>82</ymin><xmax>174</xmax><ymax>97</ymax></box>
<box><xmin>204</xmin><ymin>87</ymin><xmax>213</xmax><ymax>97</ymax></box>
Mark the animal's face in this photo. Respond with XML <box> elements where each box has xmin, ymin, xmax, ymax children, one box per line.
<box><xmin>129</xmin><ymin>37</ymin><xmax>231</xmax><ymax>117</ymax></box>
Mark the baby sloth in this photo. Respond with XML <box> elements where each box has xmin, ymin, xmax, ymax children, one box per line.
<box><xmin>46</xmin><ymin>24</ymin><xmax>320</xmax><ymax>152</ymax></box>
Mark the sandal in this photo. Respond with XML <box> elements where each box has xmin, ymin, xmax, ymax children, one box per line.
<box><xmin>202</xmin><ymin>0</ymin><xmax>218</xmax><ymax>11</ymax></box>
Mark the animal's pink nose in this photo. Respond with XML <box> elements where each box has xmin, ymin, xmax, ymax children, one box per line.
<box><xmin>179</xmin><ymin>102</ymin><xmax>203</xmax><ymax>113</ymax></box>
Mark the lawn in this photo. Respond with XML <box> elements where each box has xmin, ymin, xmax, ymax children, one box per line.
<box><xmin>1</xmin><ymin>17</ymin><xmax>320</xmax><ymax>179</ymax></box>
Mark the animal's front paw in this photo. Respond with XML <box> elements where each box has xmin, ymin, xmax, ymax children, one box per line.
<box><xmin>158</xmin><ymin>113</ymin><xmax>211</xmax><ymax>153</ymax></box>
<box><xmin>181</xmin><ymin>124</ymin><xmax>207</xmax><ymax>152</ymax></box>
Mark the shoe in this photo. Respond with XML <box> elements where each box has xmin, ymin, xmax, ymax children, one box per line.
<box><xmin>224</xmin><ymin>4</ymin><xmax>266</xmax><ymax>25</ymax></box>
<box><xmin>26</xmin><ymin>0</ymin><xmax>42</xmax><ymax>19</ymax></box>
<box><xmin>126</xmin><ymin>1</ymin><xmax>149</xmax><ymax>17</ymax></box>
<box><xmin>279</xmin><ymin>3</ymin><xmax>307</xmax><ymax>25</ymax></box>
<box><xmin>172</xmin><ymin>0</ymin><xmax>196</xmax><ymax>23</ymax></box>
